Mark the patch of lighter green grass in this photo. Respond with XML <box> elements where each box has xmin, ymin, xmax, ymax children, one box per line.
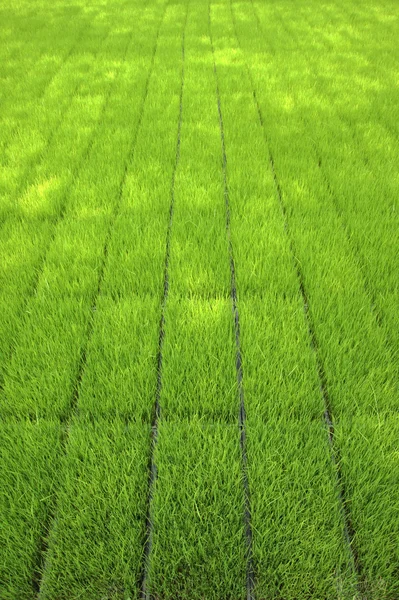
<box><xmin>161</xmin><ymin>296</ymin><xmax>238</xmax><ymax>421</ymax></box>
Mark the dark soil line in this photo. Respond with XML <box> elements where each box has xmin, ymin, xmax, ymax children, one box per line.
<box><xmin>0</xmin><ymin>0</ymin><xmax>145</xmax><ymax>234</ymax></box>
<box><xmin>140</xmin><ymin>5</ymin><xmax>188</xmax><ymax>599</ymax></box>
<box><xmin>0</xmin><ymin>7</ymin><xmax>90</xmax><ymax>173</ymax></box>
<box><xmin>0</xmin><ymin>23</ymin><xmax>121</xmax><ymax>394</ymax></box>
<box><xmin>266</xmin><ymin>2</ymin><xmax>394</xmax><ymax>352</ymax></box>
<box><xmin>33</xmin><ymin>8</ymin><xmax>167</xmax><ymax>595</ymax></box>
<box><xmin>316</xmin><ymin>159</ymin><xmax>395</xmax><ymax>344</ymax></box>
<box><xmin>209</xmin><ymin>6</ymin><xmax>255</xmax><ymax>600</ymax></box>
<box><xmin>230</xmin><ymin>0</ymin><xmax>361</xmax><ymax>590</ymax></box>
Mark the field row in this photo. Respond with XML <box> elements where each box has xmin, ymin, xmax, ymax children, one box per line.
<box><xmin>0</xmin><ymin>0</ymin><xmax>398</xmax><ymax>598</ymax></box>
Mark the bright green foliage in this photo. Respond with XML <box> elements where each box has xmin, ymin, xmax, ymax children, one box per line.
<box><xmin>39</xmin><ymin>422</ymin><xmax>150</xmax><ymax>600</ymax></box>
<box><xmin>228</xmin><ymin>0</ymin><xmax>399</xmax><ymax>595</ymax></box>
<box><xmin>1</xmin><ymin>296</ymin><xmax>89</xmax><ymax>420</ymax></box>
<box><xmin>168</xmin><ymin>0</ymin><xmax>231</xmax><ymax>300</ymax></box>
<box><xmin>77</xmin><ymin>296</ymin><xmax>160</xmax><ymax>422</ymax></box>
<box><xmin>102</xmin><ymin>5</ymin><xmax>186</xmax><ymax>299</ymax></box>
<box><xmin>0</xmin><ymin>0</ymin><xmax>398</xmax><ymax>597</ymax></box>
<box><xmin>247</xmin><ymin>420</ymin><xmax>356</xmax><ymax>599</ymax></box>
<box><xmin>148</xmin><ymin>421</ymin><xmax>247</xmax><ymax>600</ymax></box>
<box><xmin>239</xmin><ymin>296</ymin><xmax>323</xmax><ymax>421</ymax></box>
<box><xmin>0</xmin><ymin>422</ymin><xmax>62</xmax><ymax>599</ymax></box>
<box><xmin>336</xmin><ymin>415</ymin><xmax>399</xmax><ymax>599</ymax></box>
<box><xmin>0</xmin><ymin>0</ymin><xmax>175</xmax><ymax>419</ymax></box>
<box><xmin>161</xmin><ymin>297</ymin><xmax>238</xmax><ymax>421</ymax></box>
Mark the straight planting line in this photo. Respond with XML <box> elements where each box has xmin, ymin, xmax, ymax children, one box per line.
<box><xmin>209</xmin><ymin>5</ymin><xmax>255</xmax><ymax>600</ymax></box>
<box><xmin>31</xmin><ymin>11</ymin><xmax>91</xmax><ymax>101</ymax></box>
<box><xmin>0</xmin><ymin>20</ymin><xmax>132</xmax><ymax>394</ymax></box>
<box><xmin>0</xmin><ymin>5</ymin><xmax>91</xmax><ymax>172</ymax></box>
<box><xmin>230</xmin><ymin>0</ymin><xmax>361</xmax><ymax>590</ymax></box>
<box><xmin>307</xmin><ymin>95</ymin><xmax>397</xmax><ymax>353</ymax></box>
<box><xmin>3</xmin><ymin>70</ymin><xmax>89</xmax><ymax>223</ymax></box>
<box><xmin>267</xmin><ymin>3</ymin><xmax>397</xmax><ymax>192</ymax></box>
<box><xmin>284</xmin><ymin>35</ymin><xmax>395</xmax><ymax>341</ymax></box>
<box><xmin>36</xmin><ymin>6</ymin><xmax>169</xmax><ymax>597</ymax></box>
<box><xmin>140</xmin><ymin>6</ymin><xmax>188</xmax><ymax>599</ymax></box>
<box><xmin>299</xmin><ymin>1</ymin><xmax>398</xmax><ymax>137</ymax></box>
<box><xmin>34</xmin><ymin>7</ymin><xmax>94</xmax><ymax>102</ymax></box>
<box><xmin>256</xmin><ymin>3</ymin><xmax>398</xmax><ymax>369</ymax></box>
<box><xmin>63</xmin><ymin>5</ymin><xmax>170</xmax><ymax>428</ymax></box>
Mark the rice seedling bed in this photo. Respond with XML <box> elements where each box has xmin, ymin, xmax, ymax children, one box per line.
<box><xmin>0</xmin><ymin>0</ymin><xmax>398</xmax><ymax>597</ymax></box>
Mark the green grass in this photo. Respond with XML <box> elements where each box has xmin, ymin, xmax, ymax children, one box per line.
<box><xmin>0</xmin><ymin>422</ymin><xmax>62</xmax><ymax>599</ymax></box>
<box><xmin>0</xmin><ymin>0</ymin><xmax>398</xmax><ymax>597</ymax></box>
<box><xmin>39</xmin><ymin>422</ymin><xmax>150</xmax><ymax>600</ymax></box>
<box><xmin>161</xmin><ymin>297</ymin><xmax>238</xmax><ymax>421</ymax></box>
<box><xmin>77</xmin><ymin>296</ymin><xmax>160</xmax><ymax>422</ymax></box>
<box><xmin>335</xmin><ymin>414</ymin><xmax>399</xmax><ymax>599</ymax></box>
<box><xmin>246</xmin><ymin>420</ymin><xmax>357</xmax><ymax>599</ymax></box>
<box><xmin>148</xmin><ymin>421</ymin><xmax>247</xmax><ymax>600</ymax></box>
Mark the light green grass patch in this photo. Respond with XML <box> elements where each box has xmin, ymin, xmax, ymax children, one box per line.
<box><xmin>161</xmin><ymin>296</ymin><xmax>239</xmax><ymax>421</ymax></box>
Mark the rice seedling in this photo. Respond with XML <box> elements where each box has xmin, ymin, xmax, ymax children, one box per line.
<box><xmin>0</xmin><ymin>0</ymin><xmax>397</xmax><ymax>597</ymax></box>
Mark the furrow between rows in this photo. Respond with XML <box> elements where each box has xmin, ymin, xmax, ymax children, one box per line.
<box><xmin>228</xmin><ymin>0</ymin><xmax>360</xmax><ymax>594</ymax></box>
<box><xmin>232</xmin><ymin>2</ymin><xmax>398</xmax><ymax>594</ymax></box>
<box><xmin>141</xmin><ymin>6</ymin><xmax>188</xmax><ymax>597</ymax></box>
<box><xmin>0</xmin><ymin>14</ymin><xmax>139</xmax><ymax>394</ymax></box>
<box><xmin>209</xmin><ymin>5</ymin><xmax>255</xmax><ymax>599</ymax></box>
<box><xmin>35</xmin><ymin>13</ymin><xmax>164</xmax><ymax>594</ymax></box>
<box><xmin>242</xmin><ymin>34</ymin><xmax>360</xmax><ymax>595</ymax></box>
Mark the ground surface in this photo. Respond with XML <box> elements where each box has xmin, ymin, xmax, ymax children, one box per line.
<box><xmin>0</xmin><ymin>0</ymin><xmax>398</xmax><ymax>598</ymax></box>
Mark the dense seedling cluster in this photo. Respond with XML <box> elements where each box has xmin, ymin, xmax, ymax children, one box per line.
<box><xmin>0</xmin><ymin>0</ymin><xmax>398</xmax><ymax>598</ymax></box>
